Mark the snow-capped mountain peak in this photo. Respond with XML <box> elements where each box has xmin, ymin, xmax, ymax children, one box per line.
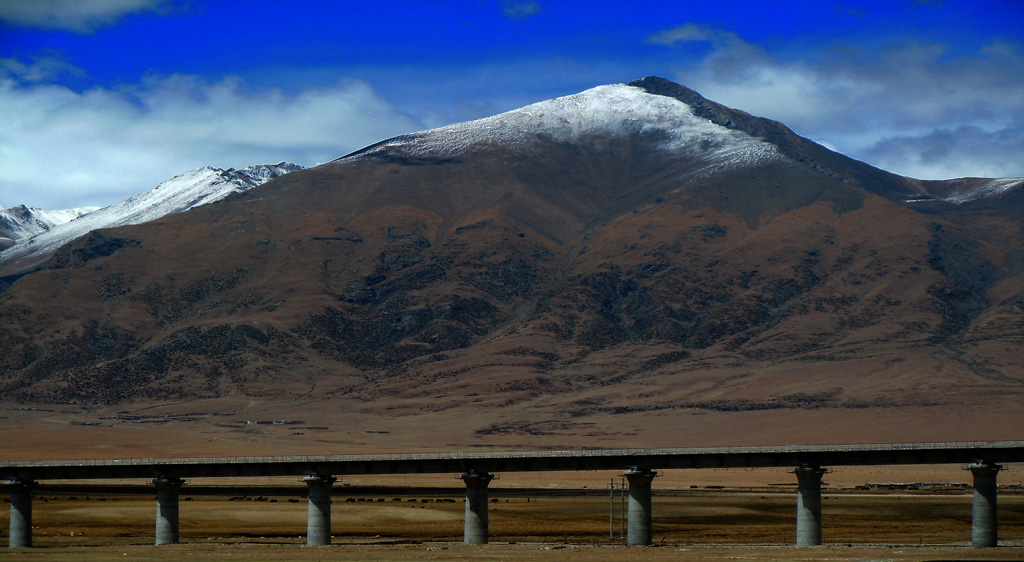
<box><xmin>0</xmin><ymin>204</ymin><xmax>99</xmax><ymax>250</ymax></box>
<box><xmin>0</xmin><ymin>162</ymin><xmax>303</xmax><ymax>273</ymax></box>
<box><xmin>342</xmin><ymin>83</ymin><xmax>779</xmax><ymax>172</ymax></box>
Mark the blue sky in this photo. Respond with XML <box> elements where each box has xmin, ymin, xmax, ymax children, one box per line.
<box><xmin>1</xmin><ymin>0</ymin><xmax>1022</xmax><ymax>209</ymax></box>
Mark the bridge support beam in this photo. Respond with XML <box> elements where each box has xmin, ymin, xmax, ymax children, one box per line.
<box><xmin>153</xmin><ymin>477</ymin><xmax>185</xmax><ymax>545</ymax></box>
<box><xmin>6</xmin><ymin>479</ymin><xmax>36</xmax><ymax>548</ymax></box>
<box><xmin>794</xmin><ymin>465</ymin><xmax>826</xmax><ymax>546</ymax></box>
<box><xmin>461</xmin><ymin>470</ymin><xmax>494</xmax><ymax>544</ymax></box>
<box><xmin>625</xmin><ymin>468</ymin><xmax>656</xmax><ymax>546</ymax></box>
<box><xmin>304</xmin><ymin>474</ymin><xmax>337</xmax><ymax>546</ymax></box>
<box><xmin>970</xmin><ymin>462</ymin><xmax>1002</xmax><ymax>547</ymax></box>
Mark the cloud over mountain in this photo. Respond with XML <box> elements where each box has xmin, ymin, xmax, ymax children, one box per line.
<box><xmin>652</xmin><ymin>24</ymin><xmax>1024</xmax><ymax>180</ymax></box>
<box><xmin>0</xmin><ymin>60</ymin><xmax>421</xmax><ymax>208</ymax></box>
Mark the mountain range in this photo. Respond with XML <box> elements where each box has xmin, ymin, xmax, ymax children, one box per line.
<box><xmin>0</xmin><ymin>205</ymin><xmax>99</xmax><ymax>250</ymax></box>
<box><xmin>0</xmin><ymin>162</ymin><xmax>303</xmax><ymax>285</ymax></box>
<box><xmin>1</xmin><ymin>77</ymin><xmax>1021</xmax><ymax>453</ymax></box>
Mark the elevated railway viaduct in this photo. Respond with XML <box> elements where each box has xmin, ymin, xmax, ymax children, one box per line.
<box><xmin>4</xmin><ymin>441</ymin><xmax>1023</xmax><ymax>548</ymax></box>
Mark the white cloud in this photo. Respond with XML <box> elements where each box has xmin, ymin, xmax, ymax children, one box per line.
<box><xmin>0</xmin><ymin>58</ymin><xmax>423</xmax><ymax>209</ymax></box>
<box><xmin>0</xmin><ymin>55</ymin><xmax>85</xmax><ymax>83</ymax></box>
<box><xmin>651</xmin><ymin>25</ymin><xmax>1024</xmax><ymax>179</ymax></box>
<box><xmin>501</xmin><ymin>1</ymin><xmax>541</xmax><ymax>19</ymax></box>
<box><xmin>646</xmin><ymin>23</ymin><xmax>741</xmax><ymax>47</ymax></box>
<box><xmin>0</xmin><ymin>0</ymin><xmax>175</xmax><ymax>33</ymax></box>
<box><xmin>861</xmin><ymin>124</ymin><xmax>1024</xmax><ymax>180</ymax></box>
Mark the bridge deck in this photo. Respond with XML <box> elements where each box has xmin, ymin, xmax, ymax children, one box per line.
<box><xmin>3</xmin><ymin>441</ymin><xmax>1022</xmax><ymax>481</ymax></box>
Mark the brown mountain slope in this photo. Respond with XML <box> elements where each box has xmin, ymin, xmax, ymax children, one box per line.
<box><xmin>1</xmin><ymin>78</ymin><xmax>1022</xmax><ymax>453</ymax></box>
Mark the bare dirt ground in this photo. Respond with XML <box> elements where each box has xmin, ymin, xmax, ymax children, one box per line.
<box><xmin>2</xmin><ymin>491</ymin><xmax>1022</xmax><ymax>561</ymax></box>
<box><xmin>3</xmin><ymin>402</ymin><xmax>1023</xmax><ymax>490</ymax></box>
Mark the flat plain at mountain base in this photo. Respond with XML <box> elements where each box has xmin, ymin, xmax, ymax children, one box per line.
<box><xmin>2</xmin><ymin>492</ymin><xmax>1022</xmax><ymax>561</ymax></box>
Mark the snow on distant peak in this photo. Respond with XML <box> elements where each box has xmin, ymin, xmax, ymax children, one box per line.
<box><xmin>344</xmin><ymin>83</ymin><xmax>779</xmax><ymax>170</ymax></box>
<box><xmin>232</xmin><ymin>162</ymin><xmax>304</xmax><ymax>184</ymax></box>
<box><xmin>0</xmin><ymin>162</ymin><xmax>302</xmax><ymax>270</ymax></box>
<box><xmin>903</xmin><ymin>177</ymin><xmax>1024</xmax><ymax>204</ymax></box>
<box><xmin>943</xmin><ymin>178</ymin><xmax>1024</xmax><ymax>204</ymax></box>
<box><xmin>0</xmin><ymin>204</ymin><xmax>99</xmax><ymax>244</ymax></box>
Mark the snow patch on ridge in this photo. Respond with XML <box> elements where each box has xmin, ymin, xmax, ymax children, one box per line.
<box><xmin>903</xmin><ymin>177</ymin><xmax>1024</xmax><ymax>204</ymax></box>
<box><xmin>943</xmin><ymin>178</ymin><xmax>1024</xmax><ymax>204</ymax></box>
<box><xmin>346</xmin><ymin>84</ymin><xmax>779</xmax><ymax>169</ymax></box>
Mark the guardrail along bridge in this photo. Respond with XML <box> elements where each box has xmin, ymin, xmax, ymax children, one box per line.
<box><xmin>3</xmin><ymin>441</ymin><xmax>1023</xmax><ymax>548</ymax></box>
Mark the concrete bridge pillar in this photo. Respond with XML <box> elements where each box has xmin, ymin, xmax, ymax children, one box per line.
<box><xmin>5</xmin><ymin>479</ymin><xmax>36</xmax><ymax>548</ymax></box>
<box><xmin>461</xmin><ymin>470</ymin><xmax>494</xmax><ymax>544</ymax></box>
<box><xmin>970</xmin><ymin>462</ymin><xmax>1002</xmax><ymax>547</ymax></box>
<box><xmin>153</xmin><ymin>476</ymin><xmax>185</xmax><ymax>545</ymax></box>
<box><xmin>624</xmin><ymin>468</ymin><xmax>657</xmax><ymax>546</ymax></box>
<box><xmin>303</xmin><ymin>474</ymin><xmax>337</xmax><ymax>546</ymax></box>
<box><xmin>794</xmin><ymin>465</ymin><xmax>826</xmax><ymax>546</ymax></box>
